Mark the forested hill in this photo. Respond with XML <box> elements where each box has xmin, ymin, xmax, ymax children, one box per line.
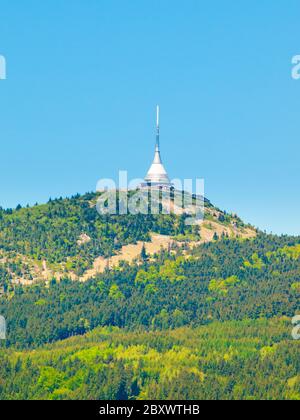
<box><xmin>0</xmin><ymin>192</ymin><xmax>299</xmax><ymax>400</ymax></box>
<box><xmin>0</xmin><ymin>233</ymin><xmax>299</xmax><ymax>400</ymax></box>
<box><xmin>0</xmin><ymin>233</ymin><xmax>299</xmax><ymax>349</ymax></box>
<box><xmin>0</xmin><ymin>191</ymin><xmax>255</xmax><ymax>285</ymax></box>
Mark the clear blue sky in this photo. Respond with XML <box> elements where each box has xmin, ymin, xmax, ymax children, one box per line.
<box><xmin>0</xmin><ymin>0</ymin><xmax>299</xmax><ymax>235</ymax></box>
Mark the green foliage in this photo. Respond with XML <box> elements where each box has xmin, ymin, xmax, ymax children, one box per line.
<box><xmin>244</xmin><ymin>253</ymin><xmax>265</xmax><ymax>270</ymax></box>
<box><xmin>291</xmin><ymin>283</ymin><xmax>300</xmax><ymax>292</ymax></box>
<box><xmin>0</xmin><ymin>198</ymin><xmax>299</xmax><ymax>401</ymax></box>
<box><xmin>109</xmin><ymin>284</ymin><xmax>125</xmax><ymax>300</ymax></box>
<box><xmin>1</xmin><ymin>234</ymin><xmax>299</xmax><ymax>349</ymax></box>
<box><xmin>0</xmin><ymin>319</ymin><xmax>298</xmax><ymax>400</ymax></box>
<box><xmin>140</xmin><ymin>243</ymin><xmax>148</xmax><ymax>262</ymax></box>
<box><xmin>0</xmin><ymin>193</ymin><xmax>194</xmax><ymax>277</ymax></box>
<box><xmin>135</xmin><ymin>257</ymin><xmax>187</xmax><ymax>287</ymax></box>
<box><xmin>0</xmin><ymin>193</ymin><xmax>298</xmax><ymax>401</ymax></box>
<box><xmin>209</xmin><ymin>275</ymin><xmax>240</xmax><ymax>296</ymax></box>
<box><xmin>279</xmin><ymin>244</ymin><xmax>300</xmax><ymax>260</ymax></box>
<box><xmin>266</xmin><ymin>244</ymin><xmax>300</xmax><ymax>261</ymax></box>
<box><xmin>35</xmin><ymin>299</ymin><xmax>47</xmax><ymax>306</ymax></box>
<box><xmin>159</xmin><ymin>257</ymin><xmax>187</xmax><ymax>283</ymax></box>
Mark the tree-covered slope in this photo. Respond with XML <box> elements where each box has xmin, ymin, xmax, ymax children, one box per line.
<box><xmin>0</xmin><ymin>191</ymin><xmax>254</xmax><ymax>283</ymax></box>
<box><xmin>1</xmin><ymin>234</ymin><xmax>299</xmax><ymax>349</ymax></box>
<box><xmin>0</xmin><ymin>192</ymin><xmax>172</xmax><ymax>276</ymax></box>
<box><xmin>0</xmin><ymin>193</ymin><xmax>298</xmax><ymax>401</ymax></box>
<box><xmin>0</xmin><ymin>319</ymin><xmax>299</xmax><ymax>400</ymax></box>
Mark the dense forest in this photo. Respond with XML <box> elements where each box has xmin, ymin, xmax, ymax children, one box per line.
<box><xmin>0</xmin><ymin>319</ymin><xmax>299</xmax><ymax>400</ymax></box>
<box><xmin>0</xmin><ymin>195</ymin><xmax>299</xmax><ymax>400</ymax></box>
<box><xmin>0</xmin><ymin>233</ymin><xmax>299</xmax><ymax>350</ymax></box>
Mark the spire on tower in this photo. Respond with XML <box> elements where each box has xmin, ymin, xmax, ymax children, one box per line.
<box><xmin>144</xmin><ymin>105</ymin><xmax>171</xmax><ymax>187</ymax></box>
<box><xmin>156</xmin><ymin>105</ymin><xmax>160</xmax><ymax>149</ymax></box>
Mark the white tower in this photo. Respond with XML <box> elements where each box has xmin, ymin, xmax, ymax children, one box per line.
<box><xmin>144</xmin><ymin>106</ymin><xmax>171</xmax><ymax>187</ymax></box>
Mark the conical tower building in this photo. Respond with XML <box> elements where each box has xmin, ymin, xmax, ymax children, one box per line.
<box><xmin>144</xmin><ymin>106</ymin><xmax>171</xmax><ymax>188</ymax></box>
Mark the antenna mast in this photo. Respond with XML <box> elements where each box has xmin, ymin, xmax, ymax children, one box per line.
<box><xmin>156</xmin><ymin>105</ymin><xmax>160</xmax><ymax>149</ymax></box>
